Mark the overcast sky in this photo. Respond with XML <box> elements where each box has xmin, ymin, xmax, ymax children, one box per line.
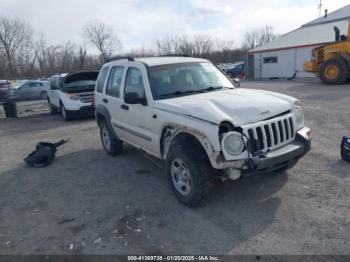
<box><xmin>1</xmin><ymin>0</ymin><xmax>349</xmax><ymax>51</ymax></box>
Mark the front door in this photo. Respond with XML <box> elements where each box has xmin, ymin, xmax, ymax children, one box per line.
<box><xmin>117</xmin><ymin>66</ymin><xmax>157</xmax><ymax>155</ymax></box>
<box><xmin>48</xmin><ymin>77</ymin><xmax>61</xmax><ymax>107</ymax></box>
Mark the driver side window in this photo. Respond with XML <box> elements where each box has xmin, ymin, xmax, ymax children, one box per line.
<box><xmin>124</xmin><ymin>68</ymin><xmax>146</xmax><ymax>99</ymax></box>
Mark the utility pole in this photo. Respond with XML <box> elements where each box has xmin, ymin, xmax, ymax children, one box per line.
<box><xmin>318</xmin><ymin>0</ymin><xmax>322</xmax><ymax>17</ymax></box>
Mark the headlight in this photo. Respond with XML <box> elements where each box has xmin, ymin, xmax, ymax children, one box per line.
<box><xmin>222</xmin><ymin>132</ymin><xmax>244</xmax><ymax>156</ymax></box>
<box><xmin>294</xmin><ymin>106</ymin><xmax>304</xmax><ymax>130</ymax></box>
<box><xmin>65</xmin><ymin>93</ymin><xmax>79</xmax><ymax>100</ymax></box>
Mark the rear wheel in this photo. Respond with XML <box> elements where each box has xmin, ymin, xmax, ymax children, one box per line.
<box><xmin>320</xmin><ymin>59</ymin><xmax>349</xmax><ymax>85</ymax></box>
<box><xmin>3</xmin><ymin>102</ymin><xmax>17</xmax><ymax>118</ymax></box>
<box><xmin>99</xmin><ymin>121</ymin><xmax>123</xmax><ymax>156</ymax></box>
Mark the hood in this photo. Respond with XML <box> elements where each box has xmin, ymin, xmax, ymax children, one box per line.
<box><xmin>153</xmin><ymin>88</ymin><xmax>297</xmax><ymax>126</ymax></box>
<box><xmin>62</xmin><ymin>71</ymin><xmax>99</xmax><ymax>93</ymax></box>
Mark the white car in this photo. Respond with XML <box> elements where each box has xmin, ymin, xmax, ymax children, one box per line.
<box><xmin>94</xmin><ymin>56</ymin><xmax>312</xmax><ymax>207</ymax></box>
<box><xmin>47</xmin><ymin>71</ymin><xmax>98</xmax><ymax>120</ymax></box>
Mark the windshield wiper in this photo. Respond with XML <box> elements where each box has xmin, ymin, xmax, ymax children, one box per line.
<box><xmin>159</xmin><ymin>86</ymin><xmax>232</xmax><ymax>98</ymax></box>
<box><xmin>201</xmin><ymin>86</ymin><xmax>224</xmax><ymax>92</ymax></box>
<box><xmin>160</xmin><ymin>90</ymin><xmax>203</xmax><ymax>98</ymax></box>
<box><xmin>200</xmin><ymin>86</ymin><xmax>235</xmax><ymax>92</ymax></box>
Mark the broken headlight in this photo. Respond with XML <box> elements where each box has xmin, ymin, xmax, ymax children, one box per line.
<box><xmin>294</xmin><ymin>106</ymin><xmax>304</xmax><ymax>130</ymax></box>
<box><xmin>222</xmin><ymin>132</ymin><xmax>244</xmax><ymax>156</ymax></box>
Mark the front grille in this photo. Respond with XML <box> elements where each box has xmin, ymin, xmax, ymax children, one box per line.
<box><xmin>77</xmin><ymin>92</ymin><xmax>94</xmax><ymax>103</ymax></box>
<box><xmin>243</xmin><ymin>113</ymin><xmax>295</xmax><ymax>152</ymax></box>
<box><xmin>316</xmin><ymin>49</ymin><xmax>324</xmax><ymax>63</ymax></box>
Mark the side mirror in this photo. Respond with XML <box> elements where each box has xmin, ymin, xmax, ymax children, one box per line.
<box><xmin>124</xmin><ymin>92</ymin><xmax>147</xmax><ymax>105</ymax></box>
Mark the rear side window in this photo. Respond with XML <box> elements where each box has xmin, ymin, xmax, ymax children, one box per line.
<box><xmin>96</xmin><ymin>67</ymin><xmax>109</xmax><ymax>93</ymax></box>
<box><xmin>106</xmin><ymin>66</ymin><xmax>124</xmax><ymax>98</ymax></box>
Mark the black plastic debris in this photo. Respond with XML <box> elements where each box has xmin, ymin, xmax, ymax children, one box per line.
<box><xmin>341</xmin><ymin>136</ymin><xmax>350</xmax><ymax>163</ymax></box>
<box><xmin>24</xmin><ymin>139</ymin><xmax>68</xmax><ymax>167</ymax></box>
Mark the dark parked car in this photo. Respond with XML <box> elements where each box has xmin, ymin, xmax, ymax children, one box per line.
<box><xmin>0</xmin><ymin>80</ymin><xmax>17</xmax><ymax>118</ymax></box>
<box><xmin>14</xmin><ymin>80</ymin><xmax>49</xmax><ymax>100</ymax></box>
<box><xmin>225</xmin><ymin>62</ymin><xmax>244</xmax><ymax>78</ymax></box>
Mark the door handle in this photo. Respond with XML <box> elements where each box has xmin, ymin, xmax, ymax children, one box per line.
<box><xmin>121</xmin><ymin>104</ymin><xmax>129</xmax><ymax>110</ymax></box>
<box><xmin>102</xmin><ymin>98</ymin><xmax>108</xmax><ymax>103</ymax></box>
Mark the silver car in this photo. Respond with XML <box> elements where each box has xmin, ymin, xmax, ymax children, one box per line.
<box><xmin>14</xmin><ymin>81</ymin><xmax>49</xmax><ymax>100</ymax></box>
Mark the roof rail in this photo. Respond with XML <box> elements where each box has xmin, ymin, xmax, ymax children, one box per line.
<box><xmin>159</xmin><ymin>54</ymin><xmax>190</xmax><ymax>57</ymax></box>
<box><xmin>107</xmin><ymin>56</ymin><xmax>135</xmax><ymax>62</ymax></box>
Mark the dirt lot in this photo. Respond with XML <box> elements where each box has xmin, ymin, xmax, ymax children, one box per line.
<box><xmin>0</xmin><ymin>79</ymin><xmax>349</xmax><ymax>255</ymax></box>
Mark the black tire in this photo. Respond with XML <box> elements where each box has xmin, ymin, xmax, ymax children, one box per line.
<box><xmin>320</xmin><ymin>59</ymin><xmax>349</xmax><ymax>85</ymax></box>
<box><xmin>60</xmin><ymin>103</ymin><xmax>71</xmax><ymax>121</ymax></box>
<box><xmin>3</xmin><ymin>102</ymin><xmax>17</xmax><ymax>118</ymax></box>
<box><xmin>41</xmin><ymin>91</ymin><xmax>47</xmax><ymax>100</ymax></box>
<box><xmin>165</xmin><ymin>141</ymin><xmax>214</xmax><ymax>207</ymax></box>
<box><xmin>47</xmin><ymin>99</ymin><xmax>57</xmax><ymax>114</ymax></box>
<box><xmin>227</xmin><ymin>72</ymin><xmax>233</xmax><ymax>78</ymax></box>
<box><xmin>99</xmin><ymin>121</ymin><xmax>123</xmax><ymax>156</ymax></box>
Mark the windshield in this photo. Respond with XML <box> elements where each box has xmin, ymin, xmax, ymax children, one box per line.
<box><xmin>148</xmin><ymin>62</ymin><xmax>235</xmax><ymax>100</ymax></box>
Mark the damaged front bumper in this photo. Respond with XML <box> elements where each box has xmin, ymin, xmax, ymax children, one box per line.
<box><xmin>218</xmin><ymin>127</ymin><xmax>311</xmax><ymax>178</ymax></box>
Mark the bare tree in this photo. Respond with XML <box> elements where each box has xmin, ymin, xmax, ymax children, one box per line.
<box><xmin>215</xmin><ymin>39</ymin><xmax>235</xmax><ymax>51</ymax></box>
<box><xmin>155</xmin><ymin>34</ymin><xmax>214</xmax><ymax>57</ymax></box>
<box><xmin>127</xmin><ymin>46</ymin><xmax>155</xmax><ymax>58</ymax></box>
<box><xmin>82</xmin><ymin>20</ymin><xmax>122</xmax><ymax>62</ymax></box>
<box><xmin>242</xmin><ymin>25</ymin><xmax>279</xmax><ymax>50</ymax></box>
<box><xmin>0</xmin><ymin>16</ymin><xmax>33</xmax><ymax>77</ymax></box>
<box><xmin>155</xmin><ymin>35</ymin><xmax>181</xmax><ymax>55</ymax></box>
<box><xmin>194</xmin><ymin>34</ymin><xmax>214</xmax><ymax>57</ymax></box>
<box><xmin>78</xmin><ymin>45</ymin><xmax>87</xmax><ymax>69</ymax></box>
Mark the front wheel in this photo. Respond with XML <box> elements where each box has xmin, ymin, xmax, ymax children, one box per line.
<box><xmin>41</xmin><ymin>91</ymin><xmax>47</xmax><ymax>100</ymax></box>
<box><xmin>48</xmin><ymin>99</ymin><xmax>57</xmax><ymax>114</ymax></box>
<box><xmin>99</xmin><ymin>121</ymin><xmax>123</xmax><ymax>156</ymax></box>
<box><xmin>165</xmin><ymin>142</ymin><xmax>214</xmax><ymax>207</ymax></box>
<box><xmin>60</xmin><ymin>104</ymin><xmax>70</xmax><ymax>121</ymax></box>
<box><xmin>320</xmin><ymin>59</ymin><xmax>349</xmax><ymax>85</ymax></box>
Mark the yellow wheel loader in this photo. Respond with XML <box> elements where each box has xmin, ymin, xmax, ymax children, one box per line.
<box><xmin>303</xmin><ymin>20</ymin><xmax>350</xmax><ymax>84</ymax></box>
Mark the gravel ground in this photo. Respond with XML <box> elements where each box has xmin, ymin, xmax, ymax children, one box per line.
<box><xmin>0</xmin><ymin>79</ymin><xmax>349</xmax><ymax>255</ymax></box>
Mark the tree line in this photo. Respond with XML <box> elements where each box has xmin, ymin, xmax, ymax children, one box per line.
<box><xmin>0</xmin><ymin>16</ymin><xmax>278</xmax><ymax>79</ymax></box>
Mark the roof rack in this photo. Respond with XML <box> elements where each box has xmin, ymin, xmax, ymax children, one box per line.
<box><xmin>107</xmin><ymin>56</ymin><xmax>135</xmax><ymax>62</ymax></box>
<box><xmin>159</xmin><ymin>54</ymin><xmax>189</xmax><ymax>57</ymax></box>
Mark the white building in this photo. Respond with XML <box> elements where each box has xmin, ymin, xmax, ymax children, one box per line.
<box><xmin>246</xmin><ymin>4</ymin><xmax>350</xmax><ymax>79</ymax></box>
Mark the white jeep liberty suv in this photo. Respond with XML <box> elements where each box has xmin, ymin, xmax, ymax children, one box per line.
<box><xmin>95</xmin><ymin>56</ymin><xmax>311</xmax><ymax>207</ymax></box>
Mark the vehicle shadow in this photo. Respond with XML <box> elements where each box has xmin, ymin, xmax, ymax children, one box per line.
<box><xmin>329</xmin><ymin>159</ymin><xmax>350</xmax><ymax>178</ymax></box>
<box><xmin>0</xmin><ymin>112</ymin><xmax>95</xmax><ymax>136</ymax></box>
<box><xmin>0</xmin><ymin>147</ymin><xmax>287</xmax><ymax>254</ymax></box>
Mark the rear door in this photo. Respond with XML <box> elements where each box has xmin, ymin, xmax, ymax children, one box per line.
<box><xmin>103</xmin><ymin>65</ymin><xmax>128</xmax><ymax>140</ymax></box>
<box><xmin>30</xmin><ymin>82</ymin><xmax>42</xmax><ymax>98</ymax></box>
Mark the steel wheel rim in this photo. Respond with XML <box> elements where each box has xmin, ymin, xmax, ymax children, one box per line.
<box><xmin>170</xmin><ymin>158</ymin><xmax>191</xmax><ymax>196</ymax></box>
<box><xmin>102</xmin><ymin>127</ymin><xmax>111</xmax><ymax>151</ymax></box>
<box><xmin>325</xmin><ymin>65</ymin><xmax>339</xmax><ymax>79</ymax></box>
<box><xmin>48</xmin><ymin>102</ymin><xmax>52</xmax><ymax>111</ymax></box>
<box><xmin>42</xmin><ymin>92</ymin><xmax>47</xmax><ymax>99</ymax></box>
